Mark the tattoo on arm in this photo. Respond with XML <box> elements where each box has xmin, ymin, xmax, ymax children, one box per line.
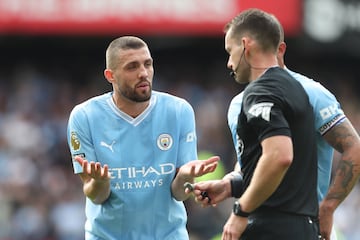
<box><xmin>323</xmin><ymin>119</ymin><xmax>360</xmax><ymax>201</ymax></box>
<box><xmin>339</xmin><ymin>160</ymin><xmax>353</xmax><ymax>189</ymax></box>
<box><xmin>327</xmin><ymin>160</ymin><xmax>353</xmax><ymax>200</ymax></box>
<box><xmin>324</xmin><ymin>120</ymin><xmax>354</xmax><ymax>154</ymax></box>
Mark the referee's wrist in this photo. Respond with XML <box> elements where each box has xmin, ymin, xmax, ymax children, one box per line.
<box><xmin>228</xmin><ymin>171</ymin><xmax>244</xmax><ymax>198</ymax></box>
<box><xmin>233</xmin><ymin>200</ymin><xmax>251</xmax><ymax>217</ymax></box>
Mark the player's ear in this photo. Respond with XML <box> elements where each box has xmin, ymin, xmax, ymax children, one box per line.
<box><xmin>104</xmin><ymin>69</ymin><xmax>114</xmax><ymax>83</ymax></box>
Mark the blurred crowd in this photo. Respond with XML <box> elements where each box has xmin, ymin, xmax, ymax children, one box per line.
<box><xmin>0</xmin><ymin>36</ymin><xmax>359</xmax><ymax>240</ymax></box>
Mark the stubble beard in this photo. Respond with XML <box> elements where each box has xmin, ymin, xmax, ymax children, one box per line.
<box><xmin>120</xmin><ymin>85</ymin><xmax>152</xmax><ymax>103</ymax></box>
<box><xmin>236</xmin><ymin>65</ymin><xmax>251</xmax><ymax>84</ymax></box>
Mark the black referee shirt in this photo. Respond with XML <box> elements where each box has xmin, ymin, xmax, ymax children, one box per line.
<box><xmin>237</xmin><ymin>67</ymin><xmax>318</xmax><ymax>217</ymax></box>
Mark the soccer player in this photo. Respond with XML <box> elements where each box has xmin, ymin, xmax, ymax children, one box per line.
<box><xmin>67</xmin><ymin>36</ymin><xmax>219</xmax><ymax>240</ymax></box>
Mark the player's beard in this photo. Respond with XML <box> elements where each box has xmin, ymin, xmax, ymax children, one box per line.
<box><xmin>120</xmin><ymin>81</ymin><xmax>152</xmax><ymax>102</ymax></box>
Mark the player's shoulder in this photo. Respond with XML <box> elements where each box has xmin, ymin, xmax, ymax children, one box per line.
<box><xmin>286</xmin><ymin>68</ymin><xmax>324</xmax><ymax>90</ymax></box>
<box><xmin>153</xmin><ymin>90</ymin><xmax>192</xmax><ymax>107</ymax></box>
<box><xmin>71</xmin><ymin>92</ymin><xmax>112</xmax><ymax>114</ymax></box>
<box><xmin>286</xmin><ymin>68</ymin><xmax>337</xmax><ymax>99</ymax></box>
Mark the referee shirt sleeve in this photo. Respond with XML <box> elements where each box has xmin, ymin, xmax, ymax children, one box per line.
<box><xmin>242</xmin><ymin>92</ymin><xmax>291</xmax><ymax>142</ymax></box>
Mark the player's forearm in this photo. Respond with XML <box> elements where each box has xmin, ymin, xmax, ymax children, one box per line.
<box><xmin>83</xmin><ymin>177</ymin><xmax>111</xmax><ymax>204</ymax></box>
<box><xmin>171</xmin><ymin>174</ymin><xmax>193</xmax><ymax>201</ymax></box>
<box><xmin>322</xmin><ymin>147</ymin><xmax>360</xmax><ymax>211</ymax></box>
<box><xmin>323</xmin><ymin>119</ymin><xmax>360</xmax><ymax>211</ymax></box>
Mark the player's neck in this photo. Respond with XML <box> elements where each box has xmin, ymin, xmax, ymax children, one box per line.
<box><xmin>112</xmin><ymin>94</ymin><xmax>150</xmax><ymax>118</ymax></box>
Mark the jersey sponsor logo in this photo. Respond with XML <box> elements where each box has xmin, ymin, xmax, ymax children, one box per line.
<box><xmin>109</xmin><ymin>163</ymin><xmax>175</xmax><ymax>190</ymax></box>
<box><xmin>248</xmin><ymin>102</ymin><xmax>274</xmax><ymax>122</ymax></box>
<box><xmin>100</xmin><ymin>140</ymin><xmax>116</xmax><ymax>153</ymax></box>
<box><xmin>113</xmin><ymin>179</ymin><xmax>164</xmax><ymax>190</ymax></box>
<box><xmin>70</xmin><ymin>131</ymin><xmax>81</xmax><ymax>151</ymax></box>
<box><xmin>157</xmin><ymin>133</ymin><xmax>173</xmax><ymax>150</ymax></box>
<box><xmin>319</xmin><ymin>103</ymin><xmax>343</xmax><ymax>120</ymax></box>
<box><xmin>109</xmin><ymin>163</ymin><xmax>175</xmax><ymax>179</ymax></box>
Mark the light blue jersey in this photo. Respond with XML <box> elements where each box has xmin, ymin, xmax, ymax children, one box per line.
<box><xmin>67</xmin><ymin>91</ymin><xmax>197</xmax><ymax>240</ymax></box>
<box><xmin>227</xmin><ymin>68</ymin><xmax>346</xmax><ymax>202</ymax></box>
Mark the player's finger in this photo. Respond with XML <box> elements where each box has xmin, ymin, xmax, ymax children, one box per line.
<box><xmin>95</xmin><ymin>162</ymin><xmax>101</xmax><ymax>172</ymax></box>
<box><xmin>82</xmin><ymin>160</ymin><xmax>89</xmax><ymax>173</ymax></box>
<box><xmin>102</xmin><ymin>164</ymin><xmax>109</xmax><ymax>178</ymax></box>
<box><xmin>90</xmin><ymin>161</ymin><xmax>96</xmax><ymax>173</ymax></box>
<box><xmin>205</xmin><ymin>162</ymin><xmax>218</xmax><ymax>173</ymax></box>
<box><xmin>74</xmin><ymin>156</ymin><xmax>84</xmax><ymax>165</ymax></box>
<box><xmin>197</xmin><ymin>163</ymin><xmax>206</xmax><ymax>173</ymax></box>
<box><xmin>204</xmin><ymin>156</ymin><xmax>220</xmax><ymax>164</ymax></box>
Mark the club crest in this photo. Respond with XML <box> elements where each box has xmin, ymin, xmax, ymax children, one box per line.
<box><xmin>157</xmin><ymin>134</ymin><xmax>173</xmax><ymax>151</ymax></box>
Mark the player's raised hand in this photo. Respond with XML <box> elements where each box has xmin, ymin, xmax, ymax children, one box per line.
<box><xmin>172</xmin><ymin>156</ymin><xmax>220</xmax><ymax>201</ymax></box>
<box><xmin>74</xmin><ymin>156</ymin><xmax>111</xmax><ymax>181</ymax></box>
<box><xmin>179</xmin><ymin>156</ymin><xmax>220</xmax><ymax>178</ymax></box>
<box><xmin>74</xmin><ymin>156</ymin><xmax>111</xmax><ymax>204</ymax></box>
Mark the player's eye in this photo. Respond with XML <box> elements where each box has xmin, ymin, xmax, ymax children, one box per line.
<box><xmin>144</xmin><ymin>60</ymin><xmax>153</xmax><ymax>67</ymax></box>
<box><xmin>126</xmin><ymin>63</ymin><xmax>138</xmax><ymax>70</ymax></box>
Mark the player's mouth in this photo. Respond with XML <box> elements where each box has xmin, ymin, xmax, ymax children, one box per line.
<box><xmin>136</xmin><ymin>81</ymin><xmax>150</xmax><ymax>91</ymax></box>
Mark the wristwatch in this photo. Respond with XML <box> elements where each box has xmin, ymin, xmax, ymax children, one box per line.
<box><xmin>233</xmin><ymin>201</ymin><xmax>250</xmax><ymax>217</ymax></box>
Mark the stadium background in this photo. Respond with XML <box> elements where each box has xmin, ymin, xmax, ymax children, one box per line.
<box><xmin>0</xmin><ymin>0</ymin><xmax>359</xmax><ymax>239</ymax></box>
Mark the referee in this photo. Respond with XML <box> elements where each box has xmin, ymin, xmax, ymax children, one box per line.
<box><xmin>221</xmin><ymin>8</ymin><xmax>319</xmax><ymax>239</ymax></box>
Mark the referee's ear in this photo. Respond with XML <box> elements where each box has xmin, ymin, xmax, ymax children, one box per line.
<box><xmin>277</xmin><ymin>42</ymin><xmax>287</xmax><ymax>68</ymax></box>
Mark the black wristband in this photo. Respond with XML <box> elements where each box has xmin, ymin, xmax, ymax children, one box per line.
<box><xmin>230</xmin><ymin>172</ymin><xmax>244</xmax><ymax>198</ymax></box>
<box><xmin>233</xmin><ymin>201</ymin><xmax>250</xmax><ymax>217</ymax></box>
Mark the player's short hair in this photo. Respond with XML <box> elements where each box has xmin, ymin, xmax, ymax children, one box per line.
<box><xmin>106</xmin><ymin>36</ymin><xmax>148</xmax><ymax>70</ymax></box>
<box><xmin>224</xmin><ymin>8</ymin><xmax>282</xmax><ymax>53</ymax></box>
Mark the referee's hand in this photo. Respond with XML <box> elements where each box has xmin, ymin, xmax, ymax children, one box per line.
<box><xmin>189</xmin><ymin>179</ymin><xmax>231</xmax><ymax>207</ymax></box>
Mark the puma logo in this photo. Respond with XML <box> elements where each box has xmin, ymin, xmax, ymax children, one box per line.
<box><xmin>100</xmin><ymin>140</ymin><xmax>115</xmax><ymax>153</ymax></box>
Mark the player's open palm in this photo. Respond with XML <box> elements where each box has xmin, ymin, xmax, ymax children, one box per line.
<box><xmin>74</xmin><ymin>156</ymin><xmax>111</xmax><ymax>204</ymax></box>
<box><xmin>179</xmin><ymin>156</ymin><xmax>220</xmax><ymax>178</ymax></box>
<box><xmin>74</xmin><ymin>156</ymin><xmax>111</xmax><ymax>181</ymax></box>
